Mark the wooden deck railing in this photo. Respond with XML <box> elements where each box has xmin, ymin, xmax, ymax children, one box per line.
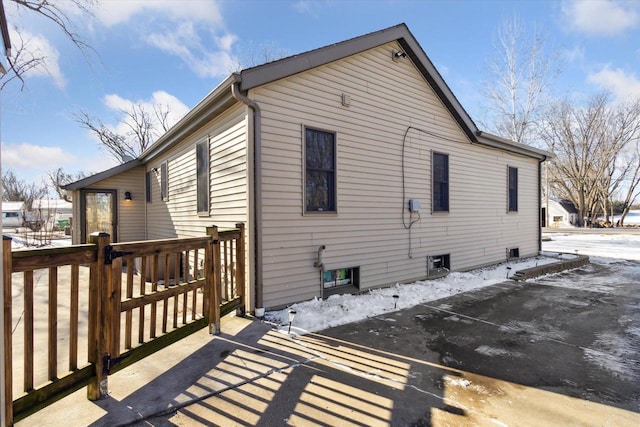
<box><xmin>2</xmin><ymin>223</ymin><xmax>245</xmax><ymax>425</ymax></box>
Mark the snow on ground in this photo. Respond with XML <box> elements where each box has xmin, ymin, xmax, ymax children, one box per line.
<box><xmin>3</xmin><ymin>229</ymin><xmax>72</xmax><ymax>249</ymax></box>
<box><xmin>610</xmin><ymin>210</ymin><xmax>640</xmax><ymax>225</ymax></box>
<box><xmin>266</xmin><ymin>253</ymin><xmax>569</xmax><ymax>335</ymax></box>
<box><xmin>541</xmin><ymin>232</ymin><xmax>640</xmax><ymax>261</ymax></box>
<box><xmin>267</xmin><ymin>232</ymin><xmax>640</xmax><ymax>336</ymax></box>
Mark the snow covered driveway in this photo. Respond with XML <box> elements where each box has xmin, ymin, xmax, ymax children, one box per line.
<box><xmin>314</xmin><ymin>257</ymin><xmax>640</xmax><ymax>425</ymax></box>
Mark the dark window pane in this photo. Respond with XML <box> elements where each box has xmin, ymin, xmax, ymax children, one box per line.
<box><xmin>508</xmin><ymin>166</ymin><xmax>518</xmax><ymax>212</ymax></box>
<box><xmin>305</xmin><ymin>129</ymin><xmax>336</xmax><ymax>212</ymax></box>
<box><xmin>161</xmin><ymin>162</ymin><xmax>168</xmax><ymax>201</ymax></box>
<box><xmin>197</xmin><ymin>140</ymin><xmax>209</xmax><ymax>213</ymax></box>
<box><xmin>433</xmin><ymin>153</ymin><xmax>449</xmax><ymax>212</ymax></box>
<box><xmin>306</xmin><ymin>129</ymin><xmax>335</xmax><ymax>170</ymax></box>
<box><xmin>145</xmin><ymin>171</ymin><xmax>151</xmax><ymax>203</ymax></box>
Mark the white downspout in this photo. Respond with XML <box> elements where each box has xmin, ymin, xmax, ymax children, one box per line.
<box><xmin>231</xmin><ymin>80</ymin><xmax>264</xmax><ymax>310</ymax></box>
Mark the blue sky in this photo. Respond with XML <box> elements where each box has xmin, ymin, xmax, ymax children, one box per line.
<box><xmin>1</xmin><ymin>0</ymin><xmax>639</xmax><ymax>187</ymax></box>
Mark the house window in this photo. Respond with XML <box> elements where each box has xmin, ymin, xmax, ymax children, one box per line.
<box><xmin>145</xmin><ymin>171</ymin><xmax>152</xmax><ymax>203</ymax></box>
<box><xmin>161</xmin><ymin>162</ymin><xmax>169</xmax><ymax>201</ymax></box>
<box><xmin>508</xmin><ymin>166</ymin><xmax>518</xmax><ymax>212</ymax></box>
<box><xmin>432</xmin><ymin>152</ymin><xmax>449</xmax><ymax>212</ymax></box>
<box><xmin>323</xmin><ymin>267</ymin><xmax>360</xmax><ymax>298</ymax></box>
<box><xmin>196</xmin><ymin>139</ymin><xmax>210</xmax><ymax>214</ymax></box>
<box><xmin>427</xmin><ymin>254</ymin><xmax>450</xmax><ymax>277</ymax></box>
<box><xmin>305</xmin><ymin>128</ymin><xmax>336</xmax><ymax>212</ymax></box>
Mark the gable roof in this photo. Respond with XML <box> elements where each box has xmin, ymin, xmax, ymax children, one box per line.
<box><xmin>140</xmin><ymin>23</ymin><xmax>549</xmax><ymax>163</ymax></box>
<box><xmin>67</xmin><ymin>24</ymin><xmax>550</xmax><ymax>188</ymax></box>
<box><xmin>239</xmin><ymin>24</ymin><xmax>479</xmax><ymax>140</ymax></box>
<box><xmin>63</xmin><ymin>159</ymin><xmax>142</xmax><ymax>191</ymax></box>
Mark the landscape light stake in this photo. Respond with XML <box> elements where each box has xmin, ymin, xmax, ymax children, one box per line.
<box><xmin>288</xmin><ymin>309</ymin><xmax>297</xmax><ymax>334</ymax></box>
<box><xmin>506</xmin><ymin>266</ymin><xmax>512</xmax><ymax>279</ymax></box>
<box><xmin>393</xmin><ymin>294</ymin><xmax>399</xmax><ymax>309</ymax></box>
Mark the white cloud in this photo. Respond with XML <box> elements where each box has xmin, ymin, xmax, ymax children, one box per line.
<box><xmin>562</xmin><ymin>45</ymin><xmax>585</xmax><ymax>63</ymax></box>
<box><xmin>1</xmin><ymin>143</ymin><xmax>75</xmax><ymax>169</ymax></box>
<box><xmin>562</xmin><ymin>0</ymin><xmax>639</xmax><ymax>36</ymax></box>
<box><xmin>95</xmin><ymin>0</ymin><xmax>237</xmax><ymax>79</ymax></box>
<box><xmin>147</xmin><ymin>22</ymin><xmax>239</xmax><ymax>78</ymax></box>
<box><xmin>95</xmin><ymin>0</ymin><xmax>222</xmax><ymax>27</ymax></box>
<box><xmin>216</xmin><ymin>34</ymin><xmax>239</xmax><ymax>52</ymax></box>
<box><xmin>8</xmin><ymin>28</ymin><xmax>66</xmax><ymax>88</ymax></box>
<box><xmin>588</xmin><ymin>66</ymin><xmax>640</xmax><ymax>101</ymax></box>
<box><xmin>293</xmin><ymin>0</ymin><xmax>322</xmax><ymax>16</ymax></box>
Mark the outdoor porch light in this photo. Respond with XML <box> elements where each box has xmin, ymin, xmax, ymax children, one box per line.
<box><xmin>392</xmin><ymin>50</ymin><xmax>407</xmax><ymax>62</ymax></box>
<box><xmin>288</xmin><ymin>309</ymin><xmax>297</xmax><ymax>334</ymax></box>
<box><xmin>124</xmin><ymin>191</ymin><xmax>132</xmax><ymax>201</ymax></box>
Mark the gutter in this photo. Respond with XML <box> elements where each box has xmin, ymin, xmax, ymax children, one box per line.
<box><xmin>475</xmin><ymin>131</ymin><xmax>550</xmax><ymax>160</ymax></box>
<box><xmin>231</xmin><ymin>77</ymin><xmax>264</xmax><ymax>309</ymax></box>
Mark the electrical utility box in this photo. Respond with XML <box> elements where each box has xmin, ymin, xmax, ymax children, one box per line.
<box><xmin>408</xmin><ymin>199</ymin><xmax>420</xmax><ymax>212</ymax></box>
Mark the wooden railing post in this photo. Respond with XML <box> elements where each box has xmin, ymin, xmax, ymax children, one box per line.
<box><xmin>87</xmin><ymin>232</ymin><xmax>111</xmax><ymax>400</ymax></box>
<box><xmin>3</xmin><ymin>235</ymin><xmax>14</xmax><ymax>426</ymax></box>
<box><xmin>235</xmin><ymin>223</ymin><xmax>246</xmax><ymax>316</ymax></box>
<box><xmin>206</xmin><ymin>226</ymin><xmax>221</xmax><ymax>334</ymax></box>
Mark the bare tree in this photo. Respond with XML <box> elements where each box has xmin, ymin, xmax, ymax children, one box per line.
<box><xmin>2</xmin><ymin>0</ymin><xmax>97</xmax><ymax>90</ymax></box>
<box><xmin>480</xmin><ymin>15</ymin><xmax>560</xmax><ymax>146</ymax></box>
<box><xmin>237</xmin><ymin>40</ymin><xmax>289</xmax><ymax>69</ymax></box>
<box><xmin>47</xmin><ymin>167</ymin><xmax>90</xmax><ymax>201</ymax></box>
<box><xmin>540</xmin><ymin>94</ymin><xmax>640</xmax><ymax>226</ymax></box>
<box><xmin>75</xmin><ymin>102</ymin><xmax>171</xmax><ymax>163</ymax></box>
<box><xmin>611</xmin><ymin>138</ymin><xmax>640</xmax><ymax>225</ymax></box>
<box><xmin>2</xmin><ymin>169</ymin><xmax>47</xmax><ymax>209</ymax></box>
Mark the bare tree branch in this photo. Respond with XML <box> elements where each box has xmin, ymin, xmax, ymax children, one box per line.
<box><xmin>47</xmin><ymin>167</ymin><xmax>90</xmax><ymax>201</ymax></box>
<box><xmin>2</xmin><ymin>169</ymin><xmax>48</xmax><ymax>210</ymax></box>
<box><xmin>540</xmin><ymin>94</ymin><xmax>640</xmax><ymax>226</ymax></box>
<box><xmin>1</xmin><ymin>0</ymin><xmax>98</xmax><ymax>91</ymax></box>
<box><xmin>481</xmin><ymin>15</ymin><xmax>560</xmax><ymax>146</ymax></box>
<box><xmin>8</xmin><ymin>0</ymin><xmax>96</xmax><ymax>55</ymax></box>
<box><xmin>75</xmin><ymin>102</ymin><xmax>172</xmax><ymax>163</ymax></box>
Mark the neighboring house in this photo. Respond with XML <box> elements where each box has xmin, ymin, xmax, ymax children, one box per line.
<box><xmin>542</xmin><ymin>198</ymin><xmax>579</xmax><ymax>228</ymax></box>
<box><xmin>64</xmin><ymin>24</ymin><xmax>550</xmax><ymax>311</ymax></box>
<box><xmin>1</xmin><ymin>201</ymin><xmax>26</xmax><ymax>228</ymax></box>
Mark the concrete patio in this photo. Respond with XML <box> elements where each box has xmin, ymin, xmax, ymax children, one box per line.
<box><xmin>15</xmin><ymin>259</ymin><xmax>640</xmax><ymax>426</ymax></box>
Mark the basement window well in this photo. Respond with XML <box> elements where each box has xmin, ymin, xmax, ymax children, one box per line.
<box><xmin>323</xmin><ymin>267</ymin><xmax>360</xmax><ymax>298</ymax></box>
<box><xmin>427</xmin><ymin>254</ymin><xmax>450</xmax><ymax>277</ymax></box>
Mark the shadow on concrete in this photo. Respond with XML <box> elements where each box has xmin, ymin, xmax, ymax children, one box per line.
<box><xmin>18</xmin><ymin>263</ymin><xmax>640</xmax><ymax>426</ymax></box>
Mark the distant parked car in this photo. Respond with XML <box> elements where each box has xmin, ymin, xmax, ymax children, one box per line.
<box><xmin>2</xmin><ymin>211</ymin><xmax>23</xmax><ymax>228</ymax></box>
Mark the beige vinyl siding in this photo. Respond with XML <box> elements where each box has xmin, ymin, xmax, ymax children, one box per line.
<box><xmin>70</xmin><ymin>190</ymin><xmax>81</xmax><ymax>243</ymax></box>
<box><xmin>253</xmin><ymin>42</ymin><xmax>541</xmax><ymax>309</ymax></box>
<box><xmin>71</xmin><ymin>166</ymin><xmax>146</xmax><ymax>243</ymax></box>
<box><xmin>146</xmin><ymin>103</ymin><xmax>249</xmax><ymax>240</ymax></box>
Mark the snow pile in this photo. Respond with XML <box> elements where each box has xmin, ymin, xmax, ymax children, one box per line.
<box><xmin>266</xmin><ymin>254</ymin><xmax>565</xmax><ymax>335</ymax></box>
